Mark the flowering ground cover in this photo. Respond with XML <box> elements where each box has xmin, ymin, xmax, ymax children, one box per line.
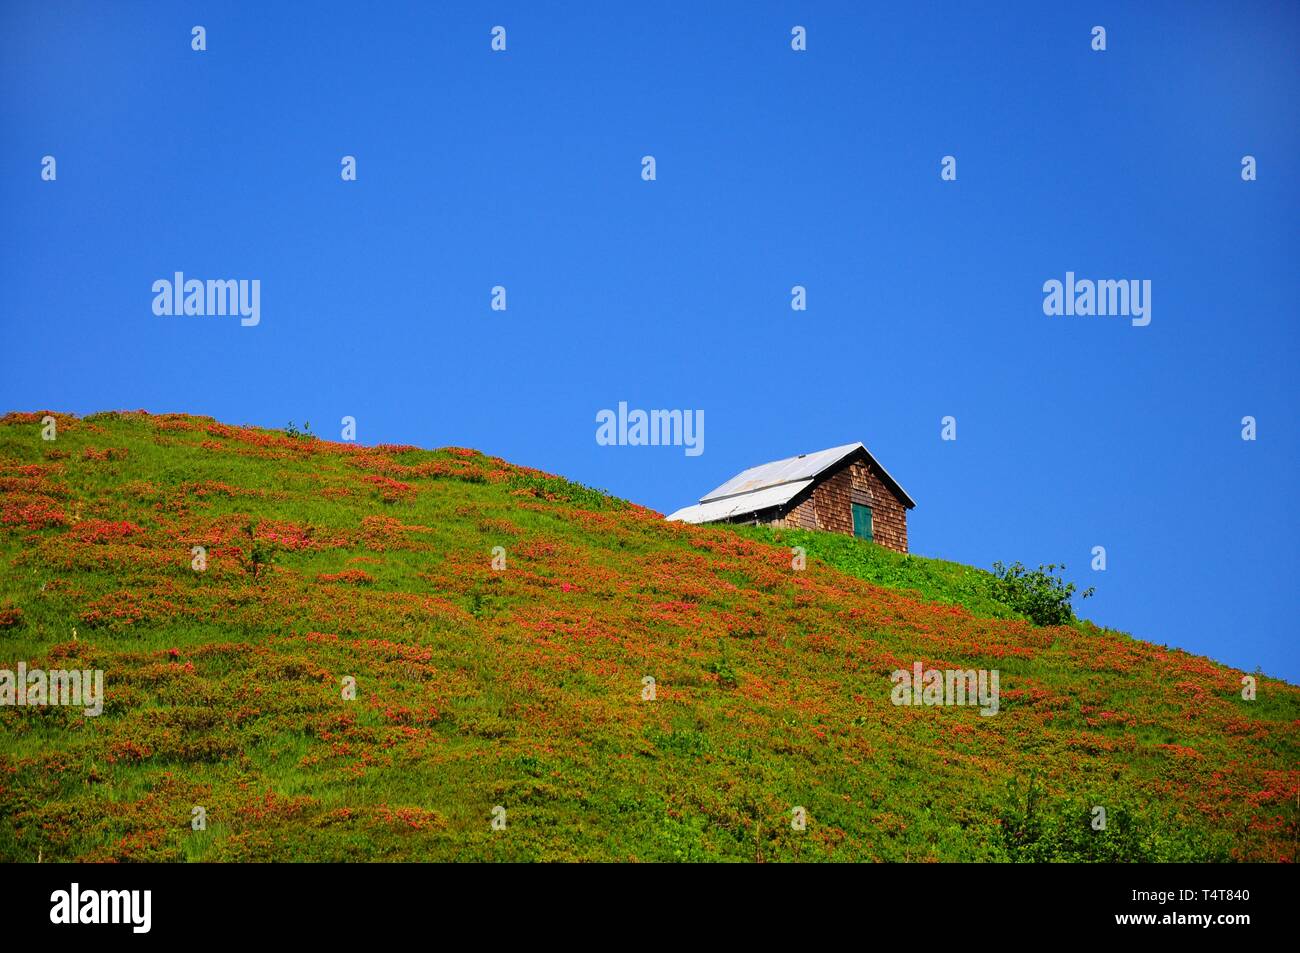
<box><xmin>0</xmin><ymin>411</ymin><xmax>1295</xmax><ymax>861</ymax></box>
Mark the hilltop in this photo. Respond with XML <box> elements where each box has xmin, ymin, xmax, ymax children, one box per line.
<box><xmin>0</xmin><ymin>411</ymin><xmax>1295</xmax><ymax>862</ymax></box>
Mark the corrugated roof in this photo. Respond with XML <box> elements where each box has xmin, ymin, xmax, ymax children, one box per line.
<box><xmin>701</xmin><ymin>442</ymin><xmax>865</xmax><ymax>501</ymax></box>
<box><xmin>666</xmin><ymin>479</ymin><xmax>815</xmax><ymax>524</ymax></box>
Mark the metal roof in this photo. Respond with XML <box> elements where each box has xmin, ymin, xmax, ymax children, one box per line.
<box><xmin>665</xmin><ymin>479</ymin><xmax>815</xmax><ymax>524</ymax></box>
<box><xmin>701</xmin><ymin>442</ymin><xmax>865</xmax><ymax>501</ymax></box>
<box><xmin>667</xmin><ymin>441</ymin><xmax>916</xmax><ymax>524</ymax></box>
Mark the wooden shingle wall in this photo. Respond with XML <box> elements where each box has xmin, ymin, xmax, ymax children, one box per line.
<box><xmin>761</xmin><ymin>457</ymin><xmax>909</xmax><ymax>553</ymax></box>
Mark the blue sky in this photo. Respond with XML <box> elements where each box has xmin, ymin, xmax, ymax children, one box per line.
<box><xmin>2</xmin><ymin>2</ymin><xmax>1297</xmax><ymax>681</ymax></box>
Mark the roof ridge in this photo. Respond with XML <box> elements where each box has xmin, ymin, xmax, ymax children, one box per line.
<box><xmin>692</xmin><ymin>441</ymin><xmax>914</xmax><ymax>510</ymax></box>
<box><xmin>698</xmin><ymin>442</ymin><xmax>865</xmax><ymax>502</ymax></box>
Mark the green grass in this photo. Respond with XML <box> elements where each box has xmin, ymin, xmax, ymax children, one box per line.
<box><xmin>732</xmin><ymin>524</ymin><xmax>1034</xmax><ymax>621</ymax></box>
<box><xmin>0</xmin><ymin>410</ymin><xmax>1296</xmax><ymax>862</ymax></box>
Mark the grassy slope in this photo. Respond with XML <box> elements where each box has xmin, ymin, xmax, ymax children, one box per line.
<box><xmin>0</xmin><ymin>411</ymin><xmax>1295</xmax><ymax>862</ymax></box>
<box><xmin>731</xmin><ymin>525</ymin><xmax>1033</xmax><ymax>622</ymax></box>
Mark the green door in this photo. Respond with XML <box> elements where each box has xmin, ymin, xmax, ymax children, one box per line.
<box><xmin>851</xmin><ymin>502</ymin><xmax>873</xmax><ymax>541</ymax></box>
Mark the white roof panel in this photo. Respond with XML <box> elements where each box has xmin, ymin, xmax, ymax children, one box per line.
<box><xmin>666</xmin><ymin>479</ymin><xmax>815</xmax><ymax>524</ymax></box>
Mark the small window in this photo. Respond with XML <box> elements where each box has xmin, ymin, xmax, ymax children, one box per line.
<box><xmin>852</xmin><ymin>502</ymin><xmax>873</xmax><ymax>541</ymax></box>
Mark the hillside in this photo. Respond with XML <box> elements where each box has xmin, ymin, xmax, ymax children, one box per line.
<box><xmin>0</xmin><ymin>411</ymin><xmax>1295</xmax><ymax>862</ymax></box>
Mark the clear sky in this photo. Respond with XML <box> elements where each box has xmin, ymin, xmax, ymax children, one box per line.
<box><xmin>2</xmin><ymin>2</ymin><xmax>1297</xmax><ymax>681</ymax></box>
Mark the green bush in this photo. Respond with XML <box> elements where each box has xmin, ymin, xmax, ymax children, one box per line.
<box><xmin>731</xmin><ymin>526</ymin><xmax>1023</xmax><ymax>620</ymax></box>
<box><xmin>990</xmin><ymin>561</ymin><xmax>1093</xmax><ymax>626</ymax></box>
<box><xmin>240</xmin><ymin>520</ymin><xmax>277</xmax><ymax>581</ymax></box>
<box><xmin>284</xmin><ymin>421</ymin><xmax>314</xmax><ymax>440</ymax></box>
<box><xmin>704</xmin><ymin>656</ymin><xmax>739</xmax><ymax>688</ymax></box>
<box><xmin>730</xmin><ymin>526</ymin><xmax>1094</xmax><ymax>627</ymax></box>
<box><xmin>998</xmin><ymin>775</ymin><xmax>1231</xmax><ymax>862</ymax></box>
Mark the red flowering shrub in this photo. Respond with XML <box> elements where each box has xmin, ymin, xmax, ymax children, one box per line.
<box><xmin>2</xmin><ymin>498</ymin><xmax>67</xmax><ymax>529</ymax></box>
<box><xmin>318</xmin><ymin>569</ymin><xmax>374</xmax><ymax>585</ymax></box>
<box><xmin>180</xmin><ymin>481</ymin><xmax>241</xmax><ymax>499</ymax></box>
<box><xmin>73</xmin><ymin>519</ymin><xmax>144</xmax><ymax>543</ymax></box>
<box><xmin>357</xmin><ymin>515</ymin><xmax>427</xmax><ymax>551</ymax></box>
<box><xmin>361</xmin><ymin>475</ymin><xmax>417</xmax><ymax>503</ymax></box>
<box><xmin>107</xmin><ymin>739</ymin><xmax>153</xmax><ymax>764</ymax></box>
